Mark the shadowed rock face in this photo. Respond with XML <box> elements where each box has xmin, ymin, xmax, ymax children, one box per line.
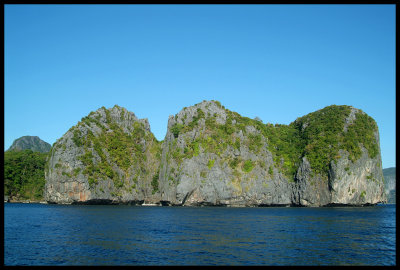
<box><xmin>291</xmin><ymin>156</ymin><xmax>331</xmax><ymax>206</ymax></box>
<box><xmin>7</xmin><ymin>136</ymin><xmax>51</xmax><ymax>153</ymax></box>
<box><xmin>44</xmin><ymin>101</ymin><xmax>386</xmax><ymax>206</ymax></box>
<box><xmin>383</xmin><ymin>167</ymin><xmax>396</xmax><ymax>203</ymax></box>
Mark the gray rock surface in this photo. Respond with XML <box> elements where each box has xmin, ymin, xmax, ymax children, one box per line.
<box><xmin>328</xmin><ymin>148</ymin><xmax>385</xmax><ymax>205</ymax></box>
<box><xmin>44</xmin><ymin>101</ymin><xmax>386</xmax><ymax>207</ymax></box>
<box><xmin>291</xmin><ymin>107</ymin><xmax>386</xmax><ymax>206</ymax></box>
<box><xmin>44</xmin><ymin>105</ymin><xmax>161</xmax><ymax>204</ymax></box>
<box><xmin>292</xmin><ymin>156</ymin><xmax>331</xmax><ymax>206</ymax></box>
<box><xmin>383</xmin><ymin>167</ymin><xmax>396</xmax><ymax>203</ymax></box>
<box><xmin>158</xmin><ymin>101</ymin><xmax>293</xmax><ymax>206</ymax></box>
<box><xmin>160</xmin><ymin>101</ymin><xmax>386</xmax><ymax>207</ymax></box>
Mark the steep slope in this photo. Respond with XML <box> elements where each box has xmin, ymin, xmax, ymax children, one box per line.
<box><xmin>7</xmin><ymin>136</ymin><xmax>51</xmax><ymax>153</ymax></box>
<box><xmin>44</xmin><ymin>105</ymin><xmax>161</xmax><ymax>204</ymax></box>
<box><xmin>159</xmin><ymin>101</ymin><xmax>386</xmax><ymax>206</ymax></box>
<box><xmin>43</xmin><ymin>101</ymin><xmax>386</xmax><ymax>206</ymax></box>
<box><xmin>159</xmin><ymin>100</ymin><xmax>296</xmax><ymax>206</ymax></box>
<box><xmin>291</xmin><ymin>105</ymin><xmax>385</xmax><ymax>206</ymax></box>
<box><xmin>383</xmin><ymin>167</ymin><xmax>396</xmax><ymax>203</ymax></box>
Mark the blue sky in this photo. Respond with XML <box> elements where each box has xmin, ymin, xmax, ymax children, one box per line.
<box><xmin>4</xmin><ymin>4</ymin><xmax>396</xmax><ymax>168</ymax></box>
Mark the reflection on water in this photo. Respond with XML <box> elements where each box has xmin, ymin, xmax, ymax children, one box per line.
<box><xmin>4</xmin><ymin>204</ymin><xmax>396</xmax><ymax>265</ymax></box>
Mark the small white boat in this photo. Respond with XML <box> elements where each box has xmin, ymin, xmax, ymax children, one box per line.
<box><xmin>142</xmin><ymin>203</ymin><xmax>158</xmax><ymax>206</ymax></box>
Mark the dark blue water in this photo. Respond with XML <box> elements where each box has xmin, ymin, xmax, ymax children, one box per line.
<box><xmin>4</xmin><ymin>203</ymin><xmax>396</xmax><ymax>265</ymax></box>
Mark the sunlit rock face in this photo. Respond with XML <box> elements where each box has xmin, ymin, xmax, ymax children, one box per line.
<box><xmin>44</xmin><ymin>105</ymin><xmax>161</xmax><ymax>204</ymax></box>
<box><xmin>45</xmin><ymin>101</ymin><xmax>386</xmax><ymax>206</ymax></box>
<box><xmin>158</xmin><ymin>100</ymin><xmax>293</xmax><ymax>207</ymax></box>
<box><xmin>291</xmin><ymin>107</ymin><xmax>386</xmax><ymax>206</ymax></box>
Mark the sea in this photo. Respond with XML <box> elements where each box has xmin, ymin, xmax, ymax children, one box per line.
<box><xmin>4</xmin><ymin>203</ymin><xmax>396</xmax><ymax>266</ymax></box>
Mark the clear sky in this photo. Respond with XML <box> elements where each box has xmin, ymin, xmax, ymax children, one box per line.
<box><xmin>4</xmin><ymin>4</ymin><xmax>396</xmax><ymax>168</ymax></box>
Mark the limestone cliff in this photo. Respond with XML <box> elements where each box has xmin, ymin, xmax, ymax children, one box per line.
<box><xmin>44</xmin><ymin>101</ymin><xmax>386</xmax><ymax>206</ymax></box>
<box><xmin>44</xmin><ymin>105</ymin><xmax>161</xmax><ymax>204</ymax></box>
<box><xmin>160</xmin><ymin>101</ymin><xmax>386</xmax><ymax>206</ymax></box>
<box><xmin>290</xmin><ymin>105</ymin><xmax>385</xmax><ymax>206</ymax></box>
<box><xmin>159</xmin><ymin>100</ymin><xmax>293</xmax><ymax>206</ymax></box>
<box><xmin>383</xmin><ymin>167</ymin><xmax>396</xmax><ymax>203</ymax></box>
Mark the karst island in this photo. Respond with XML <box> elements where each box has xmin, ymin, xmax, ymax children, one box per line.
<box><xmin>44</xmin><ymin>100</ymin><xmax>386</xmax><ymax>207</ymax></box>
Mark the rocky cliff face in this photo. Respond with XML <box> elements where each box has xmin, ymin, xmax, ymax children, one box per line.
<box><xmin>44</xmin><ymin>105</ymin><xmax>161</xmax><ymax>204</ymax></box>
<box><xmin>45</xmin><ymin>101</ymin><xmax>386</xmax><ymax>206</ymax></box>
<box><xmin>159</xmin><ymin>100</ymin><xmax>293</xmax><ymax>206</ymax></box>
<box><xmin>160</xmin><ymin>101</ymin><xmax>385</xmax><ymax>206</ymax></box>
<box><xmin>383</xmin><ymin>167</ymin><xmax>396</xmax><ymax>203</ymax></box>
<box><xmin>7</xmin><ymin>136</ymin><xmax>51</xmax><ymax>153</ymax></box>
<box><xmin>290</xmin><ymin>106</ymin><xmax>386</xmax><ymax>206</ymax></box>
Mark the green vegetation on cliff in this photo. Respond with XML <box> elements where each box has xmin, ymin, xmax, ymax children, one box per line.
<box><xmin>167</xmin><ymin>101</ymin><xmax>304</xmax><ymax>178</ymax></box>
<box><xmin>7</xmin><ymin>102</ymin><xmax>381</xmax><ymax>206</ymax></box>
<box><xmin>293</xmin><ymin>105</ymin><xmax>379</xmax><ymax>175</ymax></box>
<box><xmin>343</xmin><ymin>112</ymin><xmax>379</xmax><ymax>161</ymax></box>
<box><xmin>61</xmin><ymin>106</ymin><xmax>162</xmax><ymax>192</ymax></box>
<box><xmin>168</xmin><ymin>102</ymin><xmax>379</xmax><ymax>180</ymax></box>
<box><xmin>4</xmin><ymin>150</ymin><xmax>48</xmax><ymax>200</ymax></box>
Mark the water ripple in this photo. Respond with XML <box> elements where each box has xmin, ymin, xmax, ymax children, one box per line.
<box><xmin>4</xmin><ymin>204</ymin><xmax>396</xmax><ymax>265</ymax></box>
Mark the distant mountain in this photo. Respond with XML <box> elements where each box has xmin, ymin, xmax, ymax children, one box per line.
<box><xmin>7</xmin><ymin>136</ymin><xmax>51</xmax><ymax>153</ymax></box>
<box><xmin>383</xmin><ymin>167</ymin><xmax>396</xmax><ymax>204</ymax></box>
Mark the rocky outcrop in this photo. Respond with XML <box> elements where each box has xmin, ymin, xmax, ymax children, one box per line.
<box><xmin>7</xmin><ymin>136</ymin><xmax>51</xmax><ymax>153</ymax></box>
<box><xmin>291</xmin><ymin>106</ymin><xmax>386</xmax><ymax>206</ymax></box>
<box><xmin>327</xmin><ymin>148</ymin><xmax>385</xmax><ymax>205</ymax></box>
<box><xmin>160</xmin><ymin>101</ymin><xmax>386</xmax><ymax>207</ymax></box>
<box><xmin>44</xmin><ymin>105</ymin><xmax>161</xmax><ymax>204</ymax></box>
<box><xmin>291</xmin><ymin>156</ymin><xmax>331</xmax><ymax>206</ymax></box>
<box><xmin>159</xmin><ymin>101</ymin><xmax>293</xmax><ymax>206</ymax></box>
<box><xmin>44</xmin><ymin>101</ymin><xmax>386</xmax><ymax>206</ymax></box>
<box><xmin>383</xmin><ymin>167</ymin><xmax>396</xmax><ymax>203</ymax></box>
